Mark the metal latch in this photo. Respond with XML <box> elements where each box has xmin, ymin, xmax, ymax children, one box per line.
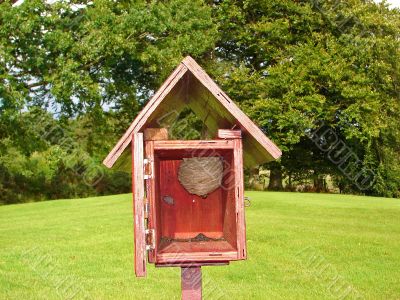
<box><xmin>145</xmin><ymin>229</ymin><xmax>155</xmax><ymax>251</ymax></box>
<box><xmin>244</xmin><ymin>196</ymin><xmax>251</xmax><ymax>207</ymax></box>
<box><xmin>143</xmin><ymin>158</ymin><xmax>152</xmax><ymax>179</ymax></box>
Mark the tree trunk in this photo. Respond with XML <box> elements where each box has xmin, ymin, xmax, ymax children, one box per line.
<box><xmin>313</xmin><ymin>172</ymin><xmax>326</xmax><ymax>193</ymax></box>
<box><xmin>268</xmin><ymin>168</ymin><xmax>283</xmax><ymax>191</ymax></box>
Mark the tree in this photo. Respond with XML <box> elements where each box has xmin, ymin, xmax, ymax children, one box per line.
<box><xmin>0</xmin><ymin>0</ymin><xmax>218</xmax><ymax>203</ymax></box>
<box><xmin>0</xmin><ymin>0</ymin><xmax>217</xmax><ymax>119</ymax></box>
<box><xmin>208</xmin><ymin>0</ymin><xmax>400</xmax><ymax>195</ymax></box>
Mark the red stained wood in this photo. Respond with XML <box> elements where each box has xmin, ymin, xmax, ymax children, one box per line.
<box><xmin>135</xmin><ymin>132</ymin><xmax>246</xmax><ymax>268</ymax></box>
<box><xmin>217</xmin><ymin>129</ymin><xmax>242</xmax><ymax>139</ymax></box>
<box><xmin>132</xmin><ymin>133</ymin><xmax>146</xmax><ymax>277</ymax></box>
<box><xmin>233</xmin><ymin>137</ymin><xmax>247</xmax><ymax>259</ymax></box>
<box><xmin>154</xmin><ymin>156</ymin><xmax>162</xmax><ymax>260</ymax></box>
<box><xmin>181</xmin><ymin>56</ymin><xmax>281</xmax><ymax>160</ymax></box>
<box><xmin>159</xmin><ymin>240</ymin><xmax>235</xmax><ymax>253</ymax></box>
<box><xmin>144</xmin><ymin>128</ymin><xmax>169</xmax><ymax>141</ymax></box>
<box><xmin>157</xmin><ymin>251</ymin><xmax>238</xmax><ymax>264</ymax></box>
<box><xmin>158</xmin><ymin>160</ymin><xmax>223</xmax><ymax>240</ymax></box>
<box><xmin>154</xmin><ymin>139</ymin><xmax>235</xmax><ymax>150</ymax></box>
<box><xmin>222</xmin><ymin>151</ymin><xmax>238</xmax><ymax>250</ymax></box>
<box><xmin>156</xmin><ymin>262</ymin><xmax>229</xmax><ymax>268</ymax></box>
<box><xmin>145</xmin><ymin>140</ymin><xmax>157</xmax><ymax>263</ymax></box>
<box><xmin>103</xmin><ymin>56</ymin><xmax>281</xmax><ymax>171</ymax></box>
<box><xmin>154</xmin><ymin>148</ymin><xmax>232</xmax><ymax>161</ymax></box>
<box><xmin>141</xmin><ymin>139</ymin><xmax>245</xmax><ymax>266</ymax></box>
<box><xmin>181</xmin><ymin>267</ymin><xmax>202</xmax><ymax>300</ymax></box>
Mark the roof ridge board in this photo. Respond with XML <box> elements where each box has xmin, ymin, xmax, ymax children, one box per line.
<box><xmin>104</xmin><ymin>56</ymin><xmax>282</xmax><ymax>169</ymax></box>
<box><xmin>181</xmin><ymin>57</ymin><xmax>281</xmax><ymax>159</ymax></box>
<box><xmin>103</xmin><ymin>63</ymin><xmax>188</xmax><ymax>168</ymax></box>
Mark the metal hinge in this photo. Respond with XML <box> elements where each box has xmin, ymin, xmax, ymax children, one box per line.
<box><xmin>144</xmin><ymin>198</ymin><xmax>150</xmax><ymax>219</ymax></box>
<box><xmin>145</xmin><ymin>228</ymin><xmax>155</xmax><ymax>251</ymax></box>
<box><xmin>143</xmin><ymin>158</ymin><xmax>153</xmax><ymax>179</ymax></box>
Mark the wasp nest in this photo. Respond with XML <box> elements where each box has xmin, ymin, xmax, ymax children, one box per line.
<box><xmin>178</xmin><ymin>157</ymin><xmax>223</xmax><ymax>197</ymax></box>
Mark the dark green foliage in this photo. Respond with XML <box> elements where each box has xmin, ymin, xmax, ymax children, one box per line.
<box><xmin>207</xmin><ymin>0</ymin><xmax>400</xmax><ymax>196</ymax></box>
<box><xmin>0</xmin><ymin>0</ymin><xmax>217</xmax><ymax>117</ymax></box>
<box><xmin>0</xmin><ymin>0</ymin><xmax>399</xmax><ymax>203</ymax></box>
<box><xmin>0</xmin><ymin>108</ymin><xmax>132</xmax><ymax>204</ymax></box>
<box><xmin>0</xmin><ymin>0</ymin><xmax>216</xmax><ymax>204</ymax></box>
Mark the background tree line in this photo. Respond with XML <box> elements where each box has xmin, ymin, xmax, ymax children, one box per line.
<box><xmin>0</xmin><ymin>0</ymin><xmax>399</xmax><ymax>204</ymax></box>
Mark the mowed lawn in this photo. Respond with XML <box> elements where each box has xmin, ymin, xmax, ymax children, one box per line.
<box><xmin>0</xmin><ymin>192</ymin><xmax>399</xmax><ymax>299</ymax></box>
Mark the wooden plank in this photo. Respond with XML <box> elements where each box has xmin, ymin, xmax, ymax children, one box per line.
<box><xmin>158</xmin><ymin>240</ymin><xmax>235</xmax><ymax>253</ymax></box>
<box><xmin>103</xmin><ymin>64</ymin><xmax>188</xmax><ymax>168</ymax></box>
<box><xmin>153</xmin><ymin>140</ymin><xmax>234</xmax><ymax>150</ymax></box>
<box><xmin>157</xmin><ymin>251</ymin><xmax>238</xmax><ymax>263</ymax></box>
<box><xmin>154</xmin><ymin>156</ymin><xmax>162</xmax><ymax>260</ymax></box>
<box><xmin>222</xmin><ymin>151</ymin><xmax>238</xmax><ymax>249</ymax></box>
<box><xmin>181</xmin><ymin>267</ymin><xmax>202</xmax><ymax>300</ymax></box>
<box><xmin>182</xmin><ymin>56</ymin><xmax>282</xmax><ymax>160</ymax></box>
<box><xmin>187</xmin><ymin>98</ymin><xmax>221</xmax><ymax>136</ymax></box>
<box><xmin>233</xmin><ymin>137</ymin><xmax>246</xmax><ymax>260</ymax></box>
<box><xmin>159</xmin><ymin>160</ymin><xmax>224</xmax><ymax>239</ymax></box>
<box><xmin>104</xmin><ymin>56</ymin><xmax>282</xmax><ymax>171</ymax></box>
<box><xmin>110</xmin><ymin>80</ymin><xmax>188</xmax><ymax>172</ymax></box>
<box><xmin>145</xmin><ymin>140</ymin><xmax>157</xmax><ymax>263</ymax></box>
<box><xmin>132</xmin><ymin>132</ymin><xmax>146</xmax><ymax>277</ymax></box>
<box><xmin>145</xmin><ymin>72</ymin><xmax>189</xmax><ymax>128</ymax></box>
<box><xmin>112</xmin><ymin>148</ymin><xmax>132</xmax><ymax>172</ymax></box>
<box><xmin>189</xmin><ymin>81</ymin><xmax>259</xmax><ymax>167</ymax></box>
<box><xmin>187</xmin><ymin>76</ymin><xmax>232</xmax><ymax>135</ymax></box>
<box><xmin>218</xmin><ymin>129</ymin><xmax>242</xmax><ymax>139</ymax></box>
<box><xmin>189</xmin><ymin>75</ymin><xmax>236</xmax><ymax>127</ymax></box>
<box><xmin>187</xmin><ymin>68</ymin><xmax>273</xmax><ymax>167</ymax></box>
<box><xmin>144</xmin><ymin>128</ymin><xmax>169</xmax><ymax>141</ymax></box>
<box><xmin>156</xmin><ymin>262</ymin><xmax>229</xmax><ymax>268</ymax></box>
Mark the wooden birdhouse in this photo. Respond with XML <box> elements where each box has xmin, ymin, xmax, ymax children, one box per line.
<box><xmin>103</xmin><ymin>56</ymin><xmax>281</xmax><ymax>297</ymax></box>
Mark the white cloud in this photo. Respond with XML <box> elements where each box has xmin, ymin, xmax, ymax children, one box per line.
<box><xmin>376</xmin><ymin>0</ymin><xmax>400</xmax><ymax>8</ymax></box>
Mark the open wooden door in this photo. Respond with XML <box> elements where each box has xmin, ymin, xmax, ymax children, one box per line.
<box><xmin>132</xmin><ymin>132</ymin><xmax>146</xmax><ymax>277</ymax></box>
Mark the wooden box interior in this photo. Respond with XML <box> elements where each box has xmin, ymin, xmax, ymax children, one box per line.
<box><xmin>153</xmin><ymin>148</ymin><xmax>238</xmax><ymax>262</ymax></box>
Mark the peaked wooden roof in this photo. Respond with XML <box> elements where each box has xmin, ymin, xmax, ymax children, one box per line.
<box><xmin>103</xmin><ymin>56</ymin><xmax>281</xmax><ymax>170</ymax></box>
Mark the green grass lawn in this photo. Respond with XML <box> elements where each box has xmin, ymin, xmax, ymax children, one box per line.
<box><xmin>0</xmin><ymin>192</ymin><xmax>399</xmax><ymax>299</ymax></box>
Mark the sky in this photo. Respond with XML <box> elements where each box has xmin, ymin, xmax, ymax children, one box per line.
<box><xmin>377</xmin><ymin>0</ymin><xmax>400</xmax><ymax>7</ymax></box>
<box><xmin>387</xmin><ymin>0</ymin><xmax>400</xmax><ymax>7</ymax></box>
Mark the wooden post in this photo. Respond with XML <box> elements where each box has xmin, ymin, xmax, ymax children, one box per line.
<box><xmin>181</xmin><ymin>267</ymin><xmax>202</xmax><ymax>300</ymax></box>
